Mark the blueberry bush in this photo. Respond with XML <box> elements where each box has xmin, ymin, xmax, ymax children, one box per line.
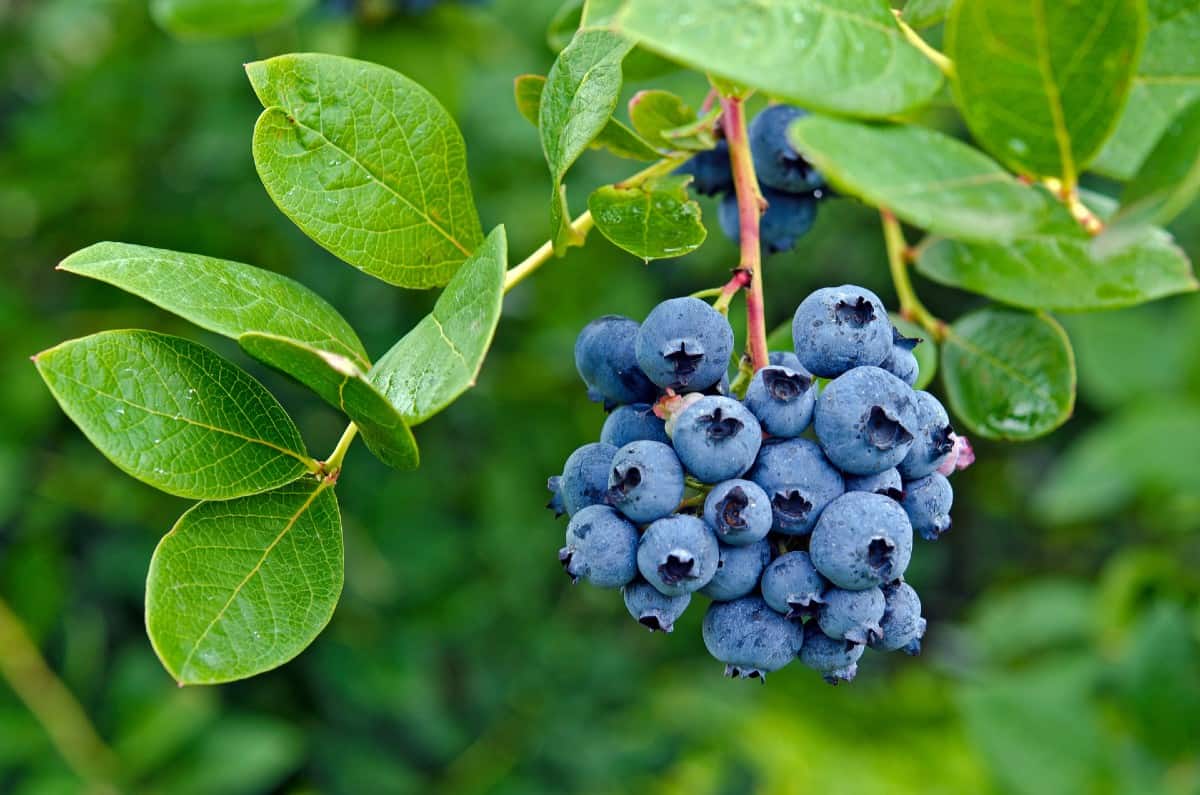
<box><xmin>4</xmin><ymin>0</ymin><xmax>1200</xmax><ymax>791</ymax></box>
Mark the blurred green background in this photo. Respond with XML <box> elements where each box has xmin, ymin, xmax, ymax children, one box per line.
<box><xmin>2</xmin><ymin>1</ymin><xmax>1200</xmax><ymax>793</ymax></box>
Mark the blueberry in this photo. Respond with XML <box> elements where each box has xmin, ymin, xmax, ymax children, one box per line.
<box><xmin>559</xmin><ymin>505</ymin><xmax>639</xmax><ymax>588</ymax></box>
<box><xmin>743</xmin><ymin>365</ymin><xmax>816</xmax><ymax>438</ymax></box>
<box><xmin>814</xmin><ymin>366</ymin><xmax>919</xmax><ymax>475</ymax></box>
<box><xmin>718</xmin><ymin>188</ymin><xmax>818</xmax><ymax>255</ymax></box>
<box><xmin>575</xmin><ymin>315</ymin><xmax>657</xmax><ymax>407</ymax></box>
<box><xmin>701</xmin><ymin>538</ymin><xmax>773</xmax><ymax>601</ymax></box>
<box><xmin>901</xmin><ymin>473</ymin><xmax>953</xmax><ymax>541</ymax></box>
<box><xmin>792</xmin><ymin>285</ymin><xmax>892</xmax><ymax>378</ymax></box>
<box><xmin>761</xmin><ymin>551</ymin><xmax>827</xmax><ymax>619</ymax></box>
<box><xmin>622</xmin><ymin>580</ymin><xmax>691</xmax><ymax>633</ymax></box>
<box><xmin>636</xmin><ymin>297</ymin><xmax>734</xmax><ymax>392</ymax></box>
<box><xmin>607</xmin><ymin>440</ymin><xmax>685</xmax><ymax>523</ymax></box>
<box><xmin>897</xmin><ymin>391</ymin><xmax>955</xmax><ymax>479</ymax></box>
<box><xmin>670</xmin><ymin>396</ymin><xmax>762</xmax><ymax>483</ymax></box>
<box><xmin>600</xmin><ymin>403</ymin><xmax>670</xmax><ymax>448</ymax></box>
<box><xmin>701</xmin><ymin>596</ymin><xmax>804</xmax><ymax>680</ymax></box>
<box><xmin>559</xmin><ymin>442</ymin><xmax>618</xmax><ymax>516</ymax></box>
<box><xmin>674</xmin><ymin>140</ymin><xmax>733</xmax><ymax>196</ymax></box>
<box><xmin>870</xmin><ymin>581</ymin><xmax>927</xmax><ymax>654</ymax></box>
<box><xmin>702</xmin><ymin>479</ymin><xmax>773</xmax><ymax>546</ymax></box>
<box><xmin>768</xmin><ymin>350</ymin><xmax>803</xmax><ymax>370</ymax></box>
<box><xmin>817</xmin><ymin>587</ymin><xmax>885</xmax><ymax>645</ymax></box>
<box><xmin>809</xmin><ymin>492</ymin><xmax>913</xmax><ymax>590</ymax></box>
<box><xmin>798</xmin><ymin>623</ymin><xmax>864</xmax><ymax>684</ymax></box>
<box><xmin>546</xmin><ymin>475</ymin><xmax>567</xmax><ymax>518</ymax></box>
<box><xmin>881</xmin><ymin>326</ymin><xmax>921</xmax><ymax>386</ymax></box>
<box><xmin>748</xmin><ymin>437</ymin><xmax>844</xmax><ymax>535</ymax></box>
<box><xmin>844</xmin><ymin>468</ymin><xmax>904</xmax><ymax>501</ymax></box>
<box><xmin>748</xmin><ymin>104</ymin><xmax>825</xmax><ymax>194</ymax></box>
<box><xmin>637</xmin><ymin>514</ymin><xmax>720</xmax><ymax>596</ymax></box>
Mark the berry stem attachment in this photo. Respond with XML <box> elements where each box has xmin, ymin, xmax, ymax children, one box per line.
<box><xmin>721</xmin><ymin>94</ymin><xmax>770</xmax><ymax>373</ymax></box>
<box><xmin>881</xmin><ymin>209</ymin><xmax>946</xmax><ymax>342</ymax></box>
<box><xmin>712</xmin><ymin>269</ymin><xmax>752</xmax><ymax>314</ymax></box>
<box><xmin>893</xmin><ymin>11</ymin><xmax>955</xmax><ymax>78</ymax></box>
<box><xmin>320</xmin><ymin>422</ymin><xmax>359</xmax><ymax>481</ymax></box>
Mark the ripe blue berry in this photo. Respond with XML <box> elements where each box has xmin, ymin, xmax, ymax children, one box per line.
<box><xmin>671</xmin><ymin>396</ymin><xmax>762</xmax><ymax>483</ymax></box>
<box><xmin>546</xmin><ymin>475</ymin><xmax>567</xmax><ymax>517</ymax></box>
<box><xmin>814</xmin><ymin>366</ymin><xmax>919</xmax><ymax>475</ymax></box>
<box><xmin>674</xmin><ymin>140</ymin><xmax>733</xmax><ymax>196</ymax></box>
<box><xmin>761</xmin><ymin>551</ymin><xmax>827</xmax><ymax>619</ymax></box>
<box><xmin>575</xmin><ymin>315</ymin><xmax>657</xmax><ymax>407</ymax></box>
<box><xmin>622</xmin><ymin>580</ymin><xmax>691</xmax><ymax>633</ymax></box>
<box><xmin>607</xmin><ymin>441</ymin><xmax>685</xmax><ymax>523</ymax></box>
<box><xmin>748</xmin><ymin>104</ymin><xmax>825</xmax><ymax>194</ymax></box>
<box><xmin>897</xmin><ymin>391</ymin><xmax>955</xmax><ymax>479</ymax></box>
<box><xmin>559</xmin><ymin>442</ymin><xmax>618</xmax><ymax>516</ymax></box>
<box><xmin>817</xmin><ymin>587</ymin><xmax>885</xmax><ymax>645</ymax></box>
<box><xmin>901</xmin><ymin>472</ymin><xmax>953</xmax><ymax>541</ymax></box>
<box><xmin>702</xmin><ymin>479</ymin><xmax>773</xmax><ymax>546</ymax></box>
<box><xmin>637</xmin><ymin>514</ymin><xmax>720</xmax><ymax>596</ymax></box>
<box><xmin>600</xmin><ymin>403</ymin><xmax>670</xmax><ymax>447</ymax></box>
<box><xmin>792</xmin><ymin>285</ymin><xmax>892</xmax><ymax>378</ymax></box>
<box><xmin>748</xmin><ymin>437</ymin><xmax>845</xmax><ymax>535</ymax></box>
<box><xmin>560</xmin><ymin>505</ymin><xmax>639</xmax><ymax>588</ymax></box>
<box><xmin>701</xmin><ymin>596</ymin><xmax>804</xmax><ymax>680</ymax></box>
<box><xmin>844</xmin><ymin>467</ymin><xmax>904</xmax><ymax>501</ymax></box>
<box><xmin>798</xmin><ymin>623</ymin><xmax>864</xmax><ymax>684</ymax></box>
<box><xmin>636</xmin><ymin>297</ymin><xmax>734</xmax><ymax>392</ymax></box>
<box><xmin>748</xmin><ymin>439</ymin><xmax>844</xmax><ymax>538</ymax></box>
<box><xmin>881</xmin><ymin>326</ymin><xmax>921</xmax><ymax>386</ymax></box>
<box><xmin>719</xmin><ymin>188</ymin><xmax>819</xmax><ymax>255</ymax></box>
<box><xmin>743</xmin><ymin>364</ymin><xmax>816</xmax><ymax>438</ymax></box>
<box><xmin>870</xmin><ymin>581</ymin><xmax>926</xmax><ymax>654</ymax></box>
<box><xmin>810</xmin><ymin>492</ymin><xmax>913</xmax><ymax>590</ymax></box>
<box><xmin>701</xmin><ymin>538</ymin><xmax>772</xmax><ymax>601</ymax></box>
<box><xmin>768</xmin><ymin>350</ymin><xmax>803</xmax><ymax>370</ymax></box>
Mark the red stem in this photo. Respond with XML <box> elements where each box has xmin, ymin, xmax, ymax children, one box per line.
<box><xmin>721</xmin><ymin>96</ymin><xmax>769</xmax><ymax>372</ymax></box>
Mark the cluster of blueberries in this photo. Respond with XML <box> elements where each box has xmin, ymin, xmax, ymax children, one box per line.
<box><xmin>679</xmin><ymin>104</ymin><xmax>829</xmax><ymax>256</ymax></box>
<box><xmin>549</xmin><ymin>285</ymin><xmax>969</xmax><ymax>683</ymax></box>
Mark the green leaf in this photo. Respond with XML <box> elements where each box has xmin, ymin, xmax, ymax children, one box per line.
<box><xmin>247</xmin><ymin>53</ymin><xmax>483</xmax><ymax>289</ymax></box>
<box><xmin>370</xmin><ymin>227</ymin><xmax>506</xmax><ymax>424</ymax></box>
<box><xmin>58</xmin><ymin>242</ymin><xmax>369</xmax><ymax>369</ymax></box>
<box><xmin>1092</xmin><ymin>0</ymin><xmax>1200</xmax><ymax>179</ymax></box>
<box><xmin>890</xmin><ymin>314</ymin><xmax>937</xmax><ymax>391</ymax></box>
<box><xmin>628</xmin><ymin>90</ymin><xmax>711</xmax><ymax>151</ymax></box>
<box><xmin>238</xmin><ymin>335</ymin><xmax>418</xmax><ymax>471</ymax></box>
<box><xmin>34</xmin><ymin>331</ymin><xmax>314</xmax><ymax>500</ymax></box>
<box><xmin>547</xmin><ymin>0</ymin><xmax>585</xmax><ymax>51</ymax></box>
<box><xmin>1032</xmin><ymin>399</ymin><xmax>1200</xmax><ymax>524</ymax></box>
<box><xmin>150</xmin><ymin>0</ymin><xmax>314</xmax><ymax>38</ymax></box>
<box><xmin>514</xmin><ymin>74</ymin><xmax>658</xmax><ymax>161</ymax></box>
<box><xmin>606</xmin><ymin>0</ymin><xmax>943</xmax><ymax>118</ymax></box>
<box><xmin>789</xmin><ymin>117</ymin><xmax>1048</xmax><ymax>241</ymax></box>
<box><xmin>582</xmin><ymin>0</ymin><xmax>622</xmax><ymax>26</ymax></box>
<box><xmin>540</xmin><ymin>30</ymin><xmax>634</xmax><ymax>253</ymax></box>
<box><xmin>940</xmin><ymin>307</ymin><xmax>1075</xmax><ymax>440</ymax></box>
<box><xmin>146</xmin><ymin>479</ymin><xmax>342</xmax><ymax>685</ymax></box>
<box><xmin>917</xmin><ymin>199</ymin><xmax>1197</xmax><ymax>311</ymax></box>
<box><xmin>902</xmin><ymin>0</ymin><xmax>952</xmax><ymax>29</ymax></box>
<box><xmin>588</xmin><ymin>175</ymin><xmax>707</xmax><ymax>262</ymax></box>
<box><xmin>945</xmin><ymin>0</ymin><xmax>1145</xmax><ymax>182</ymax></box>
<box><xmin>1119</xmin><ymin>99</ymin><xmax>1200</xmax><ymax>226</ymax></box>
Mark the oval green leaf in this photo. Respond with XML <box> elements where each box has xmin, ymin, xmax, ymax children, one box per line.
<box><xmin>941</xmin><ymin>307</ymin><xmax>1076</xmax><ymax>440</ymax></box>
<box><xmin>588</xmin><ymin>175</ymin><xmax>707</xmax><ymax>262</ymax></box>
<box><xmin>946</xmin><ymin>0</ymin><xmax>1145</xmax><ymax>182</ymax></box>
<box><xmin>247</xmin><ymin>54</ymin><xmax>483</xmax><ymax>289</ymax></box>
<box><xmin>1119</xmin><ymin>99</ymin><xmax>1200</xmax><ymax>226</ymax></box>
<box><xmin>146</xmin><ymin>479</ymin><xmax>342</xmax><ymax>685</ymax></box>
<box><xmin>34</xmin><ymin>331</ymin><xmax>315</xmax><ymax>499</ymax></box>
<box><xmin>370</xmin><ymin>227</ymin><xmax>507</xmax><ymax>425</ymax></box>
<box><xmin>628</xmin><ymin>90</ymin><xmax>710</xmax><ymax>151</ymax></box>
<box><xmin>890</xmin><ymin>314</ymin><xmax>937</xmax><ymax>391</ymax></box>
<box><xmin>789</xmin><ymin>117</ymin><xmax>1049</xmax><ymax>242</ymax></box>
<box><xmin>515</xmin><ymin>74</ymin><xmax>658</xmax><ymax>161</ymax></box>
<box><xmin>150</xmin><ymin>0</ymin><xmax>314</xmax><ymax>38</ymax></box>
<box><xmin>902</xmin><ymin>0</ymin><xmax>952</xmax><ymax>29</ymax></box>
<box><xmin>606</xmin><ymin>0</ymin><xmax>943</xmax><ymax>118</ymax></box>
<box><xmin>917</xmin><ymin>200</ymin><xmax>1197</xmax><ymax>311</ymax></box>
<box><xmin>239</xmin><ymin>334</ymin><xmax>418</xmax><ymax>471</ymax></box>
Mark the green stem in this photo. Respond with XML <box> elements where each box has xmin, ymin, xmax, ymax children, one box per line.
<box><xmin>0</xmin><ymin>598</ymin><xmax>120</xmax><ymax>794</ymax></box>
<box><xmin>321</xmin><ymin>422</ymin><xmax>359</xmax><ymax>480</ymax></box>
<box><xmin>881</xmin><ymin>210</ymin><xmax>946</xmax><ymax>341</ymax></box>
<box><xmin>894</xmin><ymin>12</ymin><xmax>956</xmax><ymax>78</ymax></box>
